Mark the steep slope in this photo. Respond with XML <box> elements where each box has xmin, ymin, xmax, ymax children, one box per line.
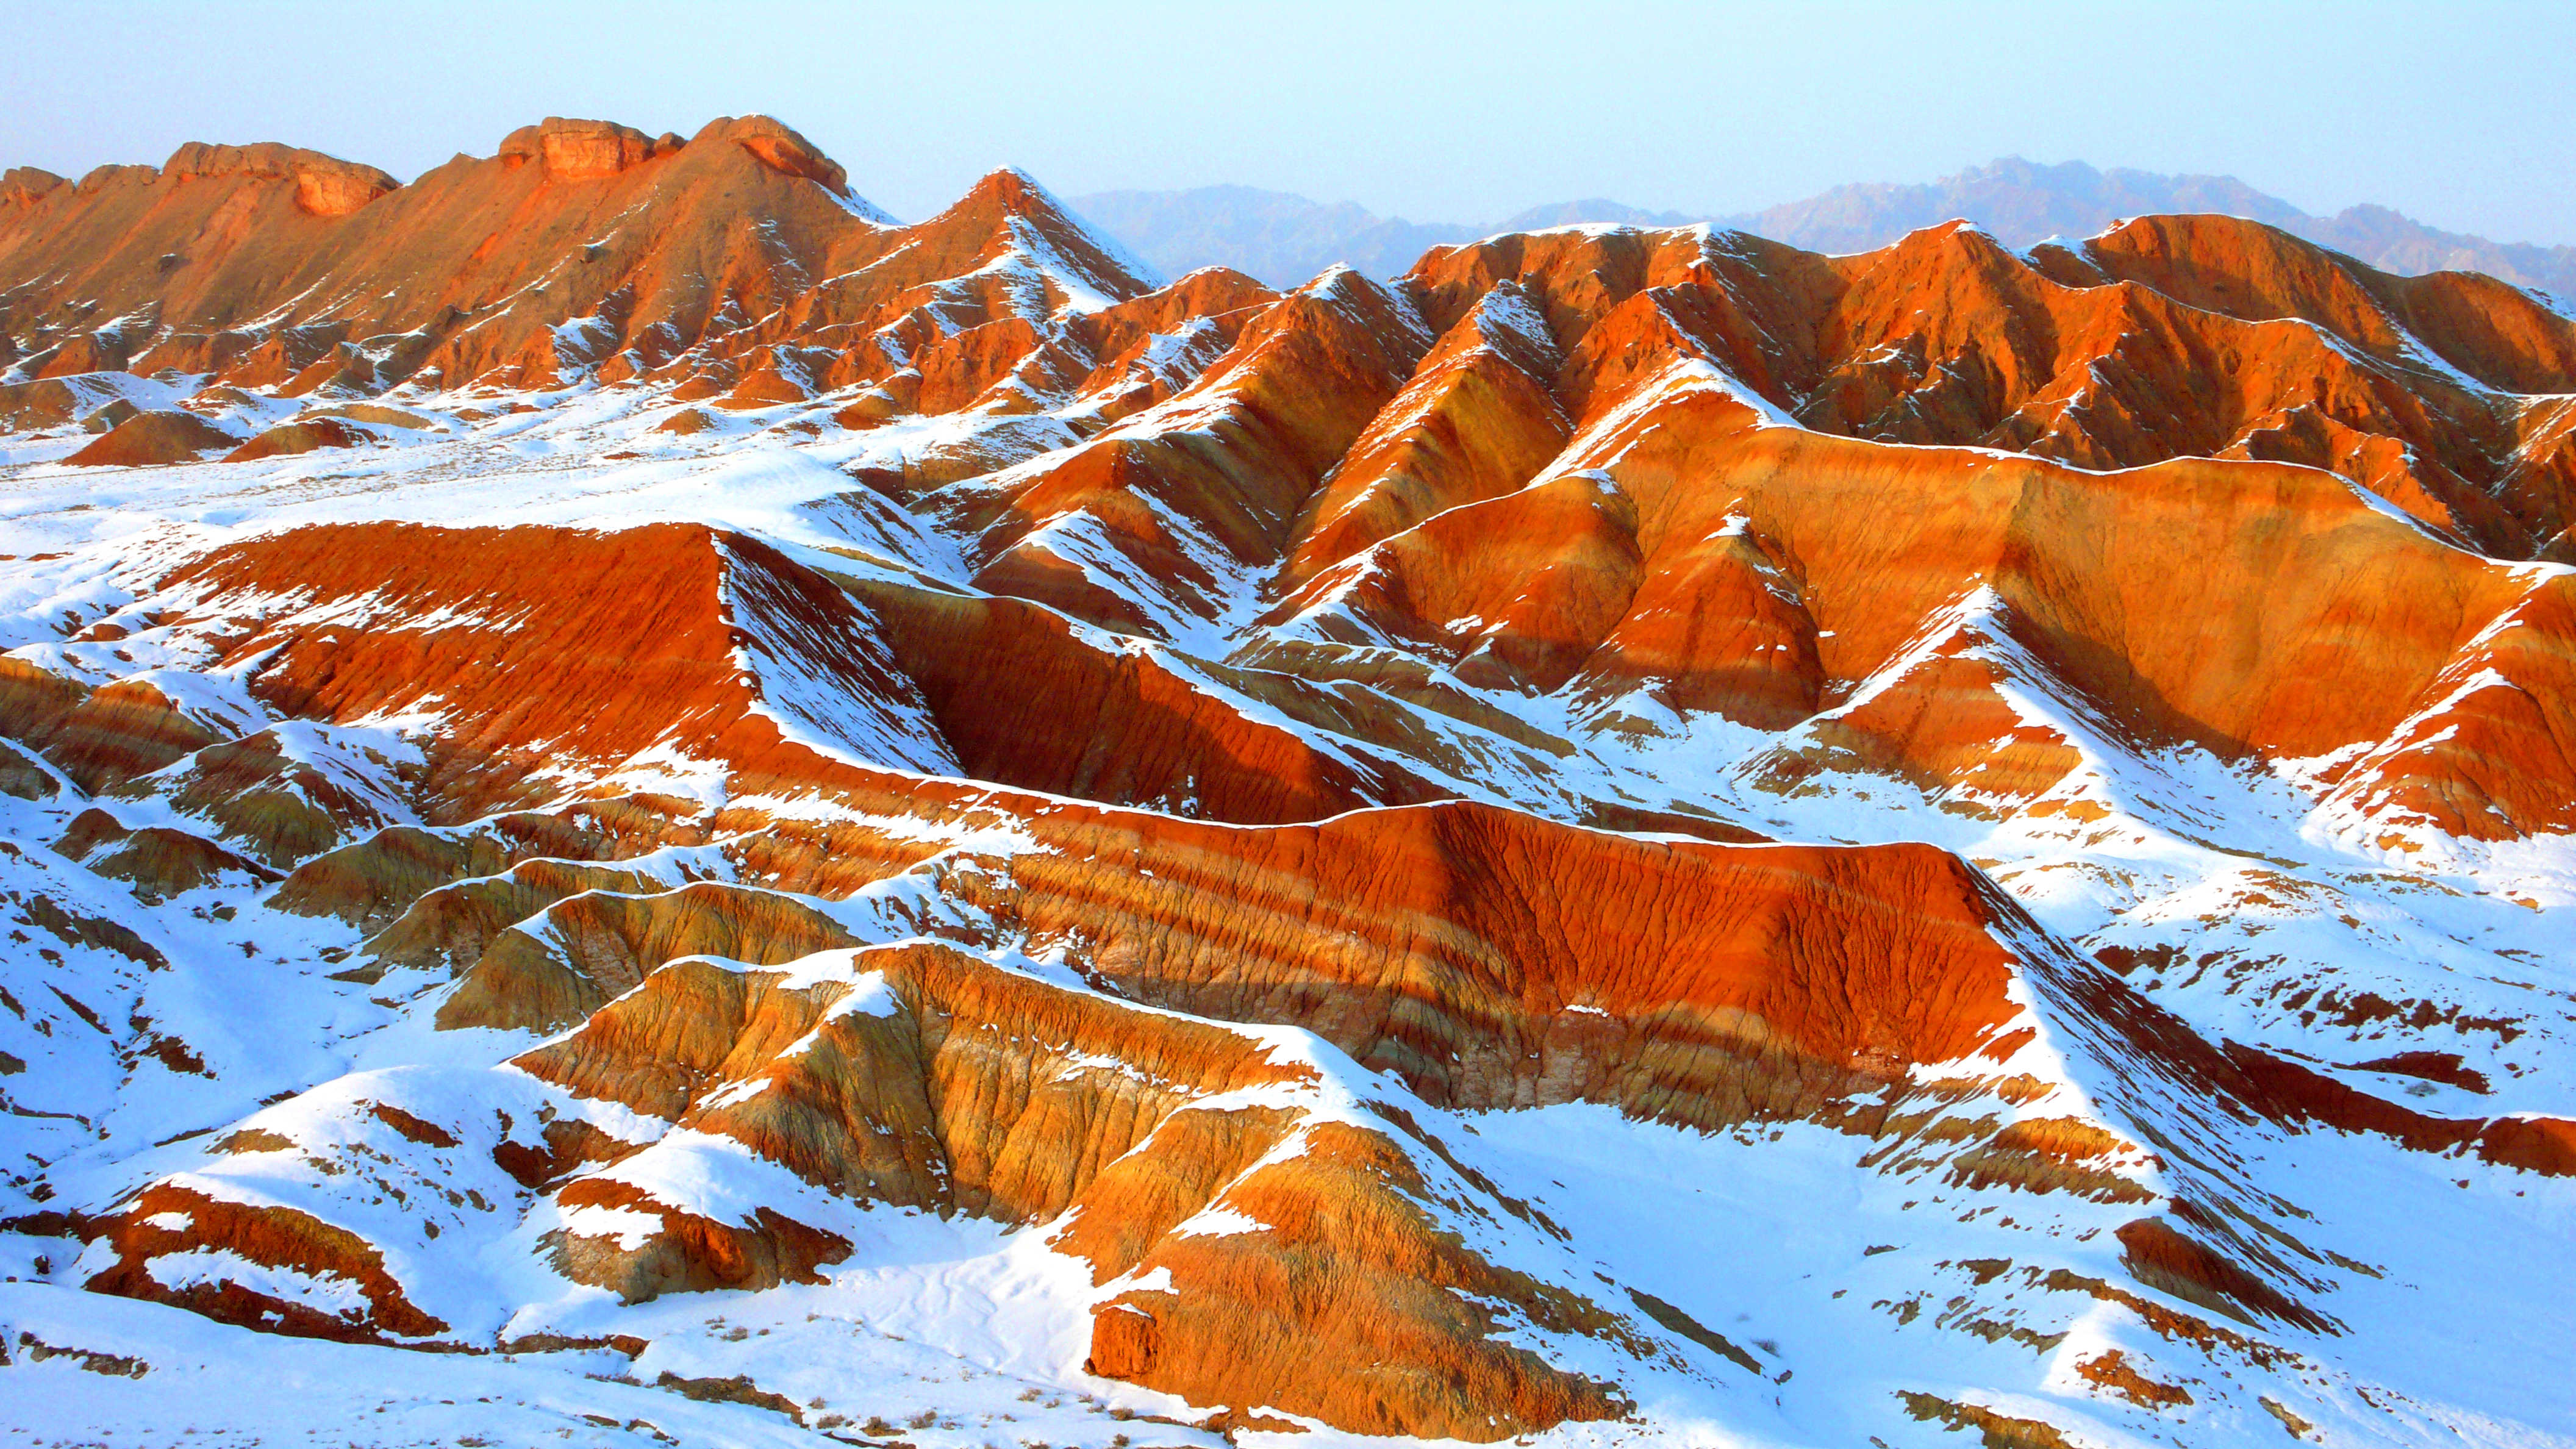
<box><xmin>2</xmin><ymin>115</ymin><xmax>2575</xmax><ymax>1449</ymax></box>
<box><xmin>935</xmin><ymin>266</ymin><xmax>1433</xmax><ymax>637</ymax></box>
<box><xmin>0</xmin><ymin>118</ymin><xmax>1153</xmax><ymax>409</ymax></box>
<box><xmin>1392</xmin><ymin>214</ymin><xmax>2576</xmax><ymax>559</ymax></box>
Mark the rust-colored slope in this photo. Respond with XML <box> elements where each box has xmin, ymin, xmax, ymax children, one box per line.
<box><xmin>1795</xmin><ymin>223</ymin><xmax>2536</xmax><ymax>552</ymax></box>
<box><xmin>510</xmin><ymin>942</ymin><xmax>1641</xmax><ymax>1437</ymax></box>
<box><xmin>0</xmin><ymin>660</ymin><xmax>224</xmax><ymax>794</ymax></box>
<box><xmin>1569</xmin><ymin>510</ymin><xmax>1825</xmax><ymax>731</ymax></box>
<box><xmin>2304</xmin><ymin>579</ymin><xmax>2576</xmax><ymax>843</ymax></box>
<box><xmin>838</xmin><ymin>263</ymin><xmax>1278</xmax><ymax>432</ymax></box>
<box><xmin>983</xmin><ymin>800</ymin><xmax>2027</xmax><ymax>1120</ymax></box>
<box><xmin>83</xmin><ymin>766</ymin><xmax>2370</xmax><ymax>1435</ymax></box>
<box><xmin>843</xmin><ymin>575</ymin><xmax>1430</xmax><ymax>821</ymax></box>
<box><xmin>13</xmin><ymin>126</ymin><xmax>2574</xmax><ymax>560</ymax></box>
<box><xmin>1276</xmin><ymin>465</ymin><xmax>1647</xmax><ymax>695</ymax></box>
<box><xmin>953</xmin><ymin>267</ymin><xmax>1432</xmax><ymax>633</ymax></box>
<box><xmin>1406</xmin><ymin>224</ymin><xmax>1837</xmax><ymax>395</ymax></box>
<box><xmin>147</xmin><ymin>521</ymin><xmax>948</xmax><ymax>817</ymax></box>
<box><xmin>711</xmin><ymin>166</ymin><xmax>1159</xmax><ymax>411</ymax></box>
<box><xmin>85</xmin><ymin>1182</ymin><xmax>446</xmax><ymax>1342</ymax></box>
<box><xmin>0</xmin><ymin>116</ymin><xmax>1163</xmax><ymax>407</ymax></box>
<box><xmin>440</xmin><ymin>882</ymin><xmax>860</xmax><ymax>1031</ymax></box>
<box><xmin>418</xmin><ymin>791</ymin><xmax>2027</xmax><ymax>1125</ymax></box>
<box><xmin>114</xmin><ymin>728</ymin><xmax>411</xmax><ymax>868</ymax></box>
<box><xmin>0</xmin><ymin>117</ymin><xmax>882</xmax><ymax>395</ymax></box>
<box><xmin>1309</xmin><ymin>378</ymin><xmax>2576</xmax><ymax>834</ymax></box>
<box><xmin>393</xmin><ymin>806</ymin><xmax>2152</xmax><ymax>1434</ymax></box>
<box><xmin>62</xmin><ymin>409</ymin><xmax>239</xmax><ymax>466</ymax></box>
<box><xmin>1283</xmin><ymin>279</ymin><xmax>1569</xmax><ymax>587</ymax></box>
<box><xmin>1400</xmin><ymin>215</ymin><xmax>2576</xmax><ymax>559</ymax></box>
<box><xmin>1080</xmin><ymin>1114</ymin><xmax>1637</xmax><ymax>1439</ymax></box>
<box><xmin>1751</xmin><ymin>606</ymin><xmax>2093</xmax><ymax>808</ymax></box>
<box><xmin>26</xmin><ymin>126</ymin><xmax>2576</xmax><ymax>1447</ymax></box>
<box><xmin>0</xmin><ymin>513</ymin><xmax>1458</xmax><ymax>914</ymax></box>
<box><xmin>514</xmin><ymin>946</ymin><xmax>1300</xmax><ymax>1218</ymax></box>
<box><xmin>2086</xmin><ymin>213</ymin><xmax>2576</xmax><ymax>394</ymax></box>
<box><xmin>127</xmin><ymin>520</ymin><xmax>1434</xmax><ymax>830</ymax></box>
<box><xmin>1050</xmin><ymin>266</ymin><xmax>1279</xmax><ymax>418</ymax></box>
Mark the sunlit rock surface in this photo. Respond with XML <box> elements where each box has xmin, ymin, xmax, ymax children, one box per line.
<box><xmin>2</xmin><ymin>114</ymin><xmax>2574</xmax><ymax>1449</ymax></box>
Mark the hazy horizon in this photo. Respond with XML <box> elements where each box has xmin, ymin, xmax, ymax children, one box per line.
<box><xmin>1054</xmin><ymin>156</ymin><xmax>2537</xmax><ymax>239</ymax></box>
<box><xmin>6</xmin><ymin>0</ymin><xmax>2571</xmax><ymax>247</ymax></box>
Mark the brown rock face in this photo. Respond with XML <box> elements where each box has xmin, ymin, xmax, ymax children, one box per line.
<box><xmin>63</xmin><ymin>409</ymin><xmax>237</xmax><ymax>465</ymax></box>
<box><xmin>224</xmin><ymin>415</ymin><xmax>371</xmax><ymax>460</ymax></box>
<box><xmin>11</xmin><ymin>118</ymin><xmax>2576</xmax><ymax>1448</ymax></box>
<box><xmin>843</xmin><ymin>576</ymin><xmax>1433</xmax><ymax>821</ymax></box>
<box><xmin>1285</xmin><ymin>379</ymin><xmax>2576</xmax><ymax>835</ymax></box>
<box><xmin>2</xmin><ymin>165</ymin><xmax>63</xmax><ymax>207</ymax></box>
<box><xmin>162</xmin><ymin>141</ymin><xmax>399</xmax><ymax>216</ymax></box>
<box><xmin>1397</xmin><ymin>215</ymin><xmax>2576</xmax><ymax>560</ymax></box>
<box><xmin>1284</xmin><ymin>281</ymin><xmax>1569</xmax><ymax>589</ymax></box>
<box><xmin>510</xmin><ymin>942</ymin><xmax>1635</xmax><ymax>1437</ymax></box>
<box><xmin>85</xmin><ymin>1182</ymin><xmax>446</xmax><ymax>1340</ymax></box>
<box><xmin>972</xmin><ymin>801</ymin><xmax>2027</xmax><ymax>1121</ymax></box>
<box><xmin>0</xmin><ymin>113</ymin><xmax>1148</xmax><ymax>401</ymax></box>
<box><xmin>0</xmin><ymin>659</ymin><xmax>222</xmax><ymax>792</ymax></box>
<box><xmin>55</xmin><ymin>809</ymin><xmax>279</xmax><ymax>901</ymax></box>
<box><xmin>413</xmin><ymin>796</ymin><xmax>2028</xmax><ymax>1123</ymax></box>
<box><xmin>497</xmin><ymin>117</ymin><xmax>658</xmax><ymax>181</ymax></box>
<box><xmin>957</xmin><ymin>267</ymin><xmax>1433</xmax><ymax>636</ymax></box>
<box><xmin>142</xmin><ymin>521</ymin><xmax>950</xmax><ymax>817</ymax></box>
<box><xmin>706</xmin><ymin>114</ymin><xmax>847</xmax><ymax>194</ymax></box>
<box><xmin>0</xmin><ymin>374</ymin><xmax>121</xmax><ymax>429</ymax></box>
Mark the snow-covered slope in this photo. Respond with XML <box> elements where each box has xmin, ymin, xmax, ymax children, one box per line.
<box><xmin>2</xmin><ymin>115</ymin><xmax>2575</xmax><ymax>1449</ymax></box>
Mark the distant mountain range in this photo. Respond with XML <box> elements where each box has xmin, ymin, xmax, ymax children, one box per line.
<box><xmin>1061</xmin><ymin>185</ymin><xmax>1479</xmax><ymax>290</ymax></box>
<box><xmin>1072</xmin><ymin>157</ymin><xmax>2576</xmax><ymax>295</ymax></box>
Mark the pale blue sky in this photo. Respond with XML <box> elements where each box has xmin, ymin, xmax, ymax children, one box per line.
<box><xmin>6</xmin><ymin>0</ymin><xmax>2569</xmax><ymax>243</ymax></box>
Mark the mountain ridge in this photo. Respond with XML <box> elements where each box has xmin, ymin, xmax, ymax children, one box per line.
<box><xmin>1</xmin><ymin>112</ymin><xmax>2574</xmax><ymax>1449</ymax></box>
<box><xmin>1070</xmin><ymin>156</ymin><xmax>2576</xmax><ymax>295</ymax></box>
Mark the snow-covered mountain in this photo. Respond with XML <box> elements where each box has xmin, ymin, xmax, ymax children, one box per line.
<box><xmin>3</xmin><ymin>115</ymin><xmax>2575</xmax><ymax>1449</ymax></box>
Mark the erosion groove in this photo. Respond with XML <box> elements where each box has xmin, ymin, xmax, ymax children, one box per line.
<box><xmin>0</xmin><ymin>109</ymin><xmax>2569</xmax><ymax>1449</ymax></box>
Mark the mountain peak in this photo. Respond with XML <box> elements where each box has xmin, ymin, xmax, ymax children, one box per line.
<box><xmin>692</xmin><ymin>113</ymin><xmax>849</xmax><ymax>196</ymax></box>
<box><xmin>931</xmin><ymin>166</ymin><xmax>1161</xmax><ymax>295</ymax></box>
<box><xmin>481</xmin><ymin>115</ymin><xmax>854</xmax><ymax>197</ymax></box>
<box><xmin>156</xmin><ymin>141</ymin><xmax>399</xmax><ymax>216</ymax></box>
<box><xmin>493</xmin><ymin>116</ymin><xmax>669</xmax><ymax>181</ymax></box>
<box><xmin>958</xmin><ymin>165</ymin><xmax>1073</xmax><ymax>218</ymax></box>
<box><xmin>1</xmin><ymin>166</ymin><xmax>63</xmax><ymax>206</ymax></box>
<box><xmin>5</xmin><ymin>108</ymin><xmax>2576</xmax><ymax>1449</ymax></box>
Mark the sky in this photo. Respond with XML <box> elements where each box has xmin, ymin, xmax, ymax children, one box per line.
<box><xmin>4</xmin><ymin>0</ymin><xmax>2571</xmax><ymax>245</ymax></box>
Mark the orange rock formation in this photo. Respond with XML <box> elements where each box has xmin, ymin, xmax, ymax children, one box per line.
<box><xmin>9</xmin><ymin>112</ymin><xmax>2575</xmax><ymax>1447</ymax></box>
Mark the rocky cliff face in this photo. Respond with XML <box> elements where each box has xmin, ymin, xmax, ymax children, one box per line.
<box><xmin>2</xmin><ymin>116</ymin><xmax>2574</xmax><ymax>1449</ymax></box>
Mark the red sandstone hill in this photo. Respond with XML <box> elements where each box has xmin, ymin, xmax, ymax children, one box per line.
<box><xmin>2</xmin><ymin>115</ymin><xmax>2575</xmax><ymax>1449</ymax></box>
<box><xmin>0</xmin><ymin>117</ymin><xmax>1148</xmax><ymax>404</ymax></box>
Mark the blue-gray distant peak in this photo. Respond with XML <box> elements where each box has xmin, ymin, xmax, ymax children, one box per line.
<box><xmin>1071</xmin><ymin>160</ymin><xmax>2576</xmax><ymax>296</ymax></box>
